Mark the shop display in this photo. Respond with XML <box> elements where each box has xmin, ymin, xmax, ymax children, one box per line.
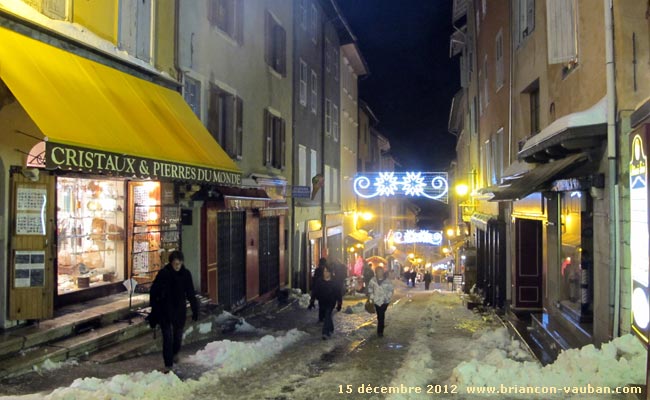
<box><xmin>56</xmin><ymin>177</ymin><xmax>125</xmax><ymax>294</ymax></box>
<box><xmin>130</xmin><ymin>182</ymin><xmax>180</xmax><ymax>287</ymax></box>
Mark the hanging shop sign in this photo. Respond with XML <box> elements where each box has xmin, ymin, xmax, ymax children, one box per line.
<box><xmin>630</xmin><ymin>132</ymin><xmax>650</xmax><ymax>345</ymax></box>
<box><xmin>353</xmin><ymin>172</ymin><xmax>448</xmax><ymax>203</ymax></box>
<box><xmin>391</xmin><ymin>230</ymin><xmax>443</xmax><ymax>246</ymax></box>
<box><xmin>45</xmin><ymin>142</ymin><xmax>242</xmax><ymax>186</ymax></box>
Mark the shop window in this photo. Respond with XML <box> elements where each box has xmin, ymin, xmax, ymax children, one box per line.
<box><xmin>129</xmin><ymin>182</ymin><xmax>180</xmax><ymax>287</ymax></box>
<box><xmin>56</xmin><ymin>177</ymin><xmax>125</xmax><ymax>295</ymax></box>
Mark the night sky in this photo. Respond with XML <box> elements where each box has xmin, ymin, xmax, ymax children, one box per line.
<box><xmin>337</xmin><ymin>0</ymin><xmax>459</xmax><ymax>228</ymax></box>
<box><xmin>337</xmin><ymin>0</ymin><xmax>459</xmax><ymax>172</ymax></box>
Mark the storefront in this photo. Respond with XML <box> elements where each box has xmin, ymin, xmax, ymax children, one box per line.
<box><xmin>1</xmin><ymin>26</ymin><xmax>241</xmax><ymax>321</ymax></box>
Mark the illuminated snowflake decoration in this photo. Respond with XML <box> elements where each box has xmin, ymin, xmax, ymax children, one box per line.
<box><xmin>374</xmin><ymin>172</ymin><xmax>399</xmax><ymax>196</ymax></box>
<box><xmin>401</xmin><ymin>172</ymin><xmax>427</xmax><ymax>196</ymax></box>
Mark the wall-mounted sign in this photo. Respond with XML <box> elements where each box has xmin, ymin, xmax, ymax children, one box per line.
<box><xmin>630</xmin><ymin>132</ymin><xmax>650</xmax><ymax>345</ymax></box>
<box><xmin>291</xmin><ymin>185</ymin><xmax>312</xmax><ymax>198</ymax></box>
<box><xmin>14</xmin><ymin>250</ymin><xmax>45</xmax><ymax>288</ymax></box>
<box><xmin>45</xmin><ymin>142</ymin><xmax>242</xmax><ymax>186</ymax></box>
<box><xmin>391</xmin><ymin>230</ymin><xmax>443</xmax><ymax>246</ymax></box>
<box><xmin>15</xmin><ymin>185</ymin><xmax>47</xmax><ymax>235</ymax></box>
<box><xmin>353</xmin><ymin>172</ymin><xmax>448</xmax><ymax>203</ymax></box>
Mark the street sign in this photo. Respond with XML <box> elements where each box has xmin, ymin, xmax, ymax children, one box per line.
<box><xmin>291</xmin><ymin>185</ymin><xmax>311</xmax><ymax>198</ymax></box>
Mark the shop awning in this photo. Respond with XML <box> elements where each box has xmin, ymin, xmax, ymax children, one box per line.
<box><xmin>470</xmin><ymin>212</ymin><xmax>497</xmax><ymax>231</ymax></box>
<box><xmin>518</xmin><ymin>97</ymin><xmax>607</xmax><ymax>163</ymax></box>
<box><xmin>480</xmin><ymin>152</ymin><xmax>590</xmax><ymax>201</ymax></box>
<box><xmin>347</xmin><ymin>229</ymin><xmax>371</xmax><ymax>243</ymax></box>
<box><xmin>0</xmin><ymin>27</ymin><xmax>241</xmax><ymax>186</ymax></box>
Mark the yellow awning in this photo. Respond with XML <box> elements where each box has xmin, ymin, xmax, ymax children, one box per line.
<box><xmin>0</xmin><ymin>26</ymin><xmax>241</xmax><ymax>184</ymax></box>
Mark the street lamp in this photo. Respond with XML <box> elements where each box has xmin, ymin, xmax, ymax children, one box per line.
<box><xmin>455</xmin><ymin>183</ymin><xmax>469</xmax><ymax>196</ymax></box>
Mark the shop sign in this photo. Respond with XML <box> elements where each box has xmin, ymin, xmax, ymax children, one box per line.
<box><xmin>630</xmin><ymin>132</ymin><xmax>650</xmax><ymax>345</ymax></box>
<box><xmin>353</xmin><ymin>172</ymin><xmax>448</xmax><ymax>203</ymax></box>
<box><xmin>225</xmin><ymin>198</ymin><xmax>269</xmax><ymax>210</ymax></box>
<box><xmin>391</xmin><ymin>230</ymin><xmax>443</xmax><ymax>246</ymax></box>
<box><xmin>291</xmin><ymin>185</ymin><xmax>311</xmax><ymax>198</ymax></box>
<box><xmin>45</xmin><ymin>143</ymin><xmax>241</xmax><ymax>186</ymax></box>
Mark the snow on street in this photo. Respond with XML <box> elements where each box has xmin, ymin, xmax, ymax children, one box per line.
<box><xmin>0</xmin><ymin>281</ymin><xmax>645</xmax><ymax>399</ymax></box>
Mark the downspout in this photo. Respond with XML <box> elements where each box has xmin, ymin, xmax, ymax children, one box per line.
<box><xmin>604</xmin><ymin>0</ymin><xmax>620</xmax><ymax>337</ymax></box>
<box><xmin>173</xmin><ymin>0</ymin><xmax>182</xmax><ymax>82</ymax></box>
<box><xmin>320</xmin><ymin>13</ymin><xmax>327</xmax><ymax>256</ymax></box>
<box><xmin>291</xmin><ymin>6</ymin><xmax>298</xmax><ymax>289</ymax></box>
<box><xmin>507</xmin><ymin>2</ymin><xmax>513</xmax><ymax>166</ymax></box>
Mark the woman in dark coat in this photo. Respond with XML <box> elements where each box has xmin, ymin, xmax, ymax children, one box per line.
<box><xmin>149</xmin><ymin>250</ymin><xmax>199</xmax><ymax>372</ymax></box>
<box><xmin>308</xmin><ymin>267</ymin><xmax>339</xmax><ymax>339</ymax></box>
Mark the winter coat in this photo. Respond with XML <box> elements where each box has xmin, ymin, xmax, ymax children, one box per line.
<box><xmin>423</xmin><ymin>272</ymin><xmax>432</xmax><ymax>283</ymax></box>
<box><xmin>149</xmin><ymin>263</ymin><xmax>199</xmax><ymax>327</ymax></box>
<box><xmin>362</xmin><ymin>265</ymin><xmax>375</xmax><ymax>285</ymax></box>
<box><xmin>309</xmin><ymin>278</ymin><xmax>339</xmax><ymax>310</ymax></box>
<box><xmin>367</xmin><ymin>277</ymin><xmax>394</xmax><ymax>306</ymax></box>
<box><xmin>331</xmin><ymin>262</ymin><xmax>348</xmax><ymax>291</ymax></box>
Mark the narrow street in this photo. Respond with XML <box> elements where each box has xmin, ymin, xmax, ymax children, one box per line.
<box><xmin>0</xmin><ymin>282</ymin><xmax>504</xmax><ymax>400</ymax></box>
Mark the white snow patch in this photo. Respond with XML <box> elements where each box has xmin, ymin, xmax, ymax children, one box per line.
<box><xmin>450</xmin><ymin>329</ymin><xmax>645</xmax><ymax>397</ymax></box>
<box><xmin>215</xmin><ymin>311</ymin><xmax>236</xmax><ymax>324</ymax></box>
<box><xmin>33</xmin><ymin>358</ymin><xmax>78</xmax><ymax>372</ymax></box>
<box><xmin>234</xmin><ymin>319</ymin><xmax>258</xmax><ymax>333</ymax></box>
<box><xmin>344</xmin><ymin>302</ymin><xmax>366</xmax><ymax>314</ymax></box>
<box><xmin>189</xmin><ymin>329</ymin><xmax>306</xmax><ymax>373</ymax></box>
<box><xmin>198</xmin><ymin>321</ymin><xmax>212</xmax><ymax>334</ymax></box>
<box><xmin>182</xmin><ymin>325</ymin><xmax>193</xmax><ymax>340</ymax></box>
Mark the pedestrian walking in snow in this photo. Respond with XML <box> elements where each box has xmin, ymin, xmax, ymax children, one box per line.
<box><xmin>310</xmin><ymin>257</ymin><xmax>328</xmax><ymax>322</ymax></box>
<box><xmin>149</xmin><ymin>250</ymin><xmax>199</xmax><ymax>373</ymax></box>
<box><xmin>308</xmin><ymin>266</ymin><xmax>338</xmax><ymax>339</ymax></box>
<box><xmin>423</xmin><ymin>270</ymin><xmax>432</xmax><ymax>290</ymax></box>
<box><xmin>330</xmin><ymin>259</ymin><xmax>347</xmax><ymax>311</ymax></box>
<box><xmin>367</xmin><ymin>266</ymin><xmax>394</xmax><ymax>337</ymax></box>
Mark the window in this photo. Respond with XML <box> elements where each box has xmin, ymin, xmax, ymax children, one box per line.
<box><xmin>483</xmin><ymin>56</ymin><xmax>489</xmax><ymax>107</ymax></box>
<box><xmin>514</xmin><ymin>0</ymin><xmax>535</xmax><ymax>47</ymax></box>
<box><xmin>325</xmin><ymin>99</ymin><xmax>332</xmax><ymax>136</ymax></box>
<box><xmin>299</xmin><ymin>0</ymin><xmax>307</xmax><ymax>30</ymax></box>
<box><xmin>311</xmin><ymin>70</ymin><xmax>318</xmax><ymax>114</ymax></box>
<box><xmin>264</xmin><ymin>109</ymin><xmax>286</xmax><ymax>169</ymax></box>
<box><xmin>265</xmin><ymin>11</ymin><xmax>286</xmax><ymax>75</ymax></box>
<box><xmin>207</xmin><ymin>84</ymin><xmax>243</xmax><ymax>159</ymax></box>
<box><xmin>298</xmin><ymin>145</ymin><xmax>307</xmax><ymax>186</ymax></box>
<box><xmin>183</xmin><ymin>75</ymin><xmax>202</xmax><ymax>119</ymax></box>
<box><xmin>299</xmin><ymin>60</ymin><xmax>308</xmax><ymax>106</ymax></box>
<box><xmin>311</xmin><ymin>4</ymin><xmax>318</xmax><ymax>44</ymax></box>
<box><xmin>333</xmin><ymin>104</ymin><xmax>339</xmax><ymax>141</ymax></box>
<box><xmin>208</xmin><ymin>0</ymin><xmax>244</xmax><ymax>44</ymax></box>
<box><xmin>333</xmin><ymin>48</ymin><xmax>339</xmax><ymax>81</ymax></box>
<box><xmin>324</xmin><ymin>165</ymin><xmax>331</xmax><ymax>203</ymax></box>
<box><xmin>495</xmin><ymin>30</ymin><xmax>504</xmax><ymax>90</ymax></box>
<box><xmin>43</xmin><ymin>0</ymin><xmax>68</xmax><ymax>20</ymax></box>
<box><xmin>546</xmin><ymin>0</ymin><xmax>577</xmax><ymax>64</ymax></box>
<box><xmin>332</xmin><ymin>167</ymin><xmax>338</xmax><ymax>204</ymax></box>
<box><xmin>530</xmin><ymin>87</ymin><xmax>540</xmax><ymax>135</ymax></box>
<box><xmin>119</xmin><ymin>0</ymin><xmax>152</xmax><ymax>62</ymax></box>
<box><xmin>325</xmin><ymin>39</ymin><xmax>331</xmax><ymax>73</ymax></box>
<box><xmin>310</xmin><ymin>149</ymin><xmax>318</xmax><ymax>184</ymax></box>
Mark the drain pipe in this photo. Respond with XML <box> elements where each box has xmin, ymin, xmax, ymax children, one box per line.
<box><xmin>604</xmin><ymin>0</ymin><xmax>620</xmax><ymax>338</ymax></box>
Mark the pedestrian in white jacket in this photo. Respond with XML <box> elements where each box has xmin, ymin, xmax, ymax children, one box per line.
<box><xmin>367</xmin><ymin>266</ymin><xmax>394</xmax><ymax>337</ymax></box>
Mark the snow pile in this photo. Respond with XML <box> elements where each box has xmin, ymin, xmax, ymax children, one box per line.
<box><xmin>290</xmin><ymin>289</ymin><xmax>312</xmax><ymax>309</ymax></box>
<box><xmin>451</xmin><ymin>329</ymin><xmax>645</xmax><ymax>395</ymax></box>
<box><xmin>198</xmin><ymin>321</ymin><xmax>212</xmax><ymax>334</ymax></box>
<box><xmin>344</xmin><ymin>302</ymin><xmax>366</xmax><ymax>314</ymax></box>
<box><xmin>33</xmin><ymin>358</ymin><xmax>78</xmax><ymax>373</ymax></box>
<box><xmin>189</xmin><ymin>329</ymin><xmax>306</xmax><ymax>373</ymax></box>
<box><xmin>214</xmin><ymin>311</ymin><xmax>236</xmax><ymax>324</ymax></box>
<box><xmin>234</xmin><ymin>319</ymin><xmax>258</xmax><ymax>333</ymax></box>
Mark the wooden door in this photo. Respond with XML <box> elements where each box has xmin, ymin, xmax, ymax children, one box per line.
<box><xmin>513</xmin><ymin>218</ymin><xmax>543</xmax><ymax>309</ymax></box>
<box><xmin>202</xmin><ymin>206</ymin><xmax>219</xmax><ymax>303</ymax></box>
<box><xmin>9</xmin><ymin>170</ymin><xmax>55</xmax><ymax>320</ymax></box>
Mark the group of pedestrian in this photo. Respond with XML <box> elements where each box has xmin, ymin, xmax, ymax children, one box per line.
<box><xmin>309</xmin><ymin>257</ymin><xmax>394</xmax><ymax>339</ymax></box>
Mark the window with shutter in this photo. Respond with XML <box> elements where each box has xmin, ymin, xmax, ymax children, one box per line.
<box><xmin>311</xmin><ymin>4</ymin><xmax>318</xmax><ymax>44</ymax></box>
<box><xmin>483</xmin><ymin>56</ymin><xmax>489</xmax><ymax>106</ymax></box>
<box><xmin>183</xmin><ymin>75</ymin><xmax>202</xmax><ymax>119</ymax></box>
<box><xmin>209</xmin><ymin>0</ymin><xmax>243</xmax><ymax>44</ymax></box>
<box><xmin>265</xmin><ymin>12</ymin><xmax>286</xmax><ymax>75</ymax></box>
<box><xmin>325</xmin><ymin>39</ymin><xmax>331</xmax><ymax>73</ymax></box>
<box><xmin>300</xmin><ymin>60</ymin><xmax>308</xmax><ymax>106</ymax></box>
<box><xmin>333</xmin><ymin>167</ymin><xmax>339</xmax><ymax>204</ymax></box>
<box><xmin>514</xmin><ymin>0</ymin><xmax>536</xmax><ymax>48</ymax></box>
<box><xmin>235</xmin><ymin>96</ymin><xmax>243</xmax><ymax>159</ymax></box>
<box><xmin>460</xmin><ymin>53</ymin><xmax>468</xmax><ymax>88</ymax></box>
<box><xmin>299</xmin><ymin>0</ymin><xmax>307</xmax><ymax>30</ymax></box>
<box><xmin>310</xmin><ymin>149</ymin><xmax>318</xmax><ymax>184</ymax></box>
<box><xmin>333</xmin><ymin>48</ymin><xmax>339</xmax><ymax>81</ymax></box>
<box><xmin>119</xmin><ymin>0</ymin><xmax>152</xmax><ymax>63</ymax></box>
<box><xmin>495</xmin><ymin>30</ymin><xmax>504</xmax><ymax>90</ymax></box>
<box><xmin>264</xmin><ymin>110</ymin><xmax>272</xmax><ymax>166</ymax></box>
<box><xmin>324</xmin><ymin>165</ymin><xmax>331</xmax><ymax>203</ymax></box>
<box><xmin>208</xmin><ymin>84</ymin><xmax>241</xmax><ymax>159</ymax></box>
<box><xmin>43</xmin><ymin>0</ymin><xmax>67</xmax><ymax>20</ymax></box>
<box><xmin>311</xmin><ymin>70</ymin><xmax>318</xmax><ymax>114</ymax></box>
<box><xmin>325</xmin><ymin>99</ymin><xmax>332</xmax><ymax>136</ymax></box>
<box><xmin>299</xmin><ymin>145</ymin><xmax>307</xmax><ymax>185</ymax></box>
<box><xmin>546</xmin><ymin>0</ymin><xmax>577</xmax><ymax>64</ymax></box>
<box><xmin>263</xmin><ymin>109</ymin><xmax>285</xmax><ymax>169</ymax></box>
<box><xmin>333</xmin><ymin>104</ymin><xmax>339</xmax><ymax>142</ymax></box>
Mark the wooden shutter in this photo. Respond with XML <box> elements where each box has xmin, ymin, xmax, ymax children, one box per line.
<box><xmin>526</xmin><ymin>0</ymin><xmax>535</xmax><ymax>36</ymax></box>
<box><xmin>264</xmin><ymin>12</ymin><xmax>271</xmax><ymax>67</ymax></box>
<box><xmin>135</xmin><ymin>0</ymin><xmax>152</xmax><ymax>62</ymax></box>
<box><xmin>236</xmin><ymin>0</ymin><xmax>244</xmax><ymax>45</ymax></box>
<box><xmin>235</xmin><ymin>96</ymin><xmax>243</xmax><ymax>158</ymax></box>
<box><xmin>281</xmin><ymin>119</ymin><xmax>286</xmax><ymax>169</ymax></box>
<box><xmin>263</xmin><ymin>109</ymin><xmax>271</xmax><ymax>166</ymax></box>
<box><xmin>9</xmin><ymin>170</ymin><xmax>55</xmax><ymax>320</ymax></box>
<box><xmin>546</xmin><ymin>0</ymin><xmax>577</xmax><ymax>64</ymax></box>
<box><xmin>273</xmin><ymin>116</ymin><xmax>283</xmax><ymax>168</ymax></box>
<box><xmin>207</xmin><ymin>84</ymin><xmax>221</xmax><ymax>143</ymax></box>
<box><xmin>279</xmin><ymin>25</ymin><xmax>287</xmax><ymax>76</ymax></box>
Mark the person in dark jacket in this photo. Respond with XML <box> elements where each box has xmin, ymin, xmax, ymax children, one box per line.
<box><xmin>308</xmin><ymin>266</ymin><xmax>338</xmax><ymax>339</ymax></box>
<box><xmin>329</xmin><ymin>259</ymin><xmax>348</xmax><ymax>311</ymax></box>
<box><xmin>311</xmin><ymin>258</ymin><xmax>328</xmax><ymax>322</ymax></box>
<box><xmin>149</xmin><ymin>250</ymin><xmax>199</xmax><ymax>372</ymax></box>
<box><xmin>423</xmin><ymin>270</ymin><xmax>433</xmax><ymax>291</ymax></box>
<box><xmin>362</xmin><ymin>262</ymin><xmax>375</xmax><ymax>293</ymax></box>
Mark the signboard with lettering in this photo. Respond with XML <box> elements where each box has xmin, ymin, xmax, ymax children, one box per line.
<box><xmin>291</xmin><ymin>185</ymin><xmax>312</xmax><ymax>198</ymax></box>
<box><xmin>45</xmin><ymin>142</ymin><xmax>242</xmax><ymax>186</ymax></box>
<box><xmin>630</xmin><ymin>130</ymin><xmax>650</xmax><ymax>346</ymax></box>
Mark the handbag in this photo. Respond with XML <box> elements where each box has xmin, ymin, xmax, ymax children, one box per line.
<box><xmin>364</xmin><ymin>299</ymin><xmax>376</xmax><ymax>314</ymax></box>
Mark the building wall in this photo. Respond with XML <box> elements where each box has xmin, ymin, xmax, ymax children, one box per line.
<box><xmin>72</xmin><ymin>0</ymin><xmax>118</xmax><ymax>44</ymax></box>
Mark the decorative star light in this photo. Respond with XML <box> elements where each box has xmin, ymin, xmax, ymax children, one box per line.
<box><xmin>353</xmin><ymin>172</ymin><xmax>448</xmax><ymax>203</ymax></box>
<box><xmin>374</xmin><ymin>172</ymin><xmax>399</xmax><ymax>196</ymax></box>
<box><xmin>392</xmin><ymin>230</ymin><xmax>443</xmax><ymax>246</ymax></box>
<box><xmin>401</xmin><ymin>172</ymin><xmax>427</xmax><ymax>196</ymax></box>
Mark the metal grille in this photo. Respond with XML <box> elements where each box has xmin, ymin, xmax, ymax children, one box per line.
<box><xmin>258</xmin><ymin>217</ymin><xmax>280</xmax><ymax>295</ymax></box>
<box><xmin>217</xmin><ymin>211</ymin><xmax>246</xmax><ymax>308</ymax></box>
